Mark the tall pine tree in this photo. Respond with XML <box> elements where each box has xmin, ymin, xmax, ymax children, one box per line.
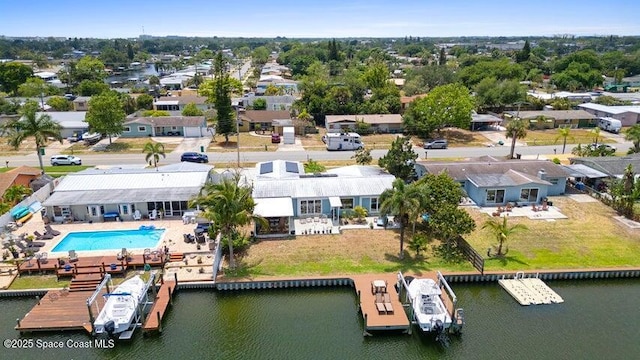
<box><xmin>214</xmin><ymin>52</ymin><xmax>234</xmax><ymax>142</ymax></box>
<box><xmin>438</xmin><ymin>47</ymin><xmax>447</xmax><ymax>66</ymax></box>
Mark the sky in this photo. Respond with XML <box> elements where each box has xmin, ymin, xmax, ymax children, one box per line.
<box><xmin>1</xmin><ymin>0</ymin><xmax>639</xmax><ymax>39</ymax></box>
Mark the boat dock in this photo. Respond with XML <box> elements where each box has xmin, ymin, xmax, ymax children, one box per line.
<box><xmin>498</xmin><ymin>272</ymin><xmax>564</xmax><ymax>305</ymax></box>
<box><xmin>351</xmin><ymin>274</ymin><xmax>410</xmax><ymax>335</ymax></box>
<box><xmin>142</xmin><ymin>278</ymin><xmax>177</xmax><ymax>333</ymax></box>
<box><xmin>16</xmin><ymin>288</ymin><xmax>104</xmax><ymax>333</ymax></box>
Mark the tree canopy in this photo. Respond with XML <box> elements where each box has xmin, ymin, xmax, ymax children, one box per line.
<box><xmin>86</xmin><ymin>91</ymin><xmax>125</xmax><ymax>144</ymax></box>
<box><xmin>378</xmin><ymin>137</ymin><xmax>417</xmax><ymax>182</ymax></box>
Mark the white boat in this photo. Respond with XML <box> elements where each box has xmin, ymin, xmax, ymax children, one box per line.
<box><xmin>406</xmin><ymin>278</ymin><xmax>452</xmax><ymax>333</ymax></box>
<box><xmin>94</xmin><ymin>276</ymin><xmax>146</xmax><ymax>336</ymax></box>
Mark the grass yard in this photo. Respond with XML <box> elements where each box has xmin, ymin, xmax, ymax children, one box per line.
<box><xmin>63</xmin><ymin>138</ymin><xmax>179</xmax><ymax>155</ymax></box>
<box><xmin>208</xmin><ymin>133</ymin><xmax>277</xmax><ymax>152</ymax></box>
<box><xmin>464</xmin><ymin>196</ymin><xmax>640</xmax><ymax>271</ymax></box>
<box><xmin>411</xmin><ymin>128</ymin><xmax>491</xmax><ymax>148</ymax></box>
<box><xmin>0</xmin><ymin>137</ymin><xmax>59</xmax><ymax>156</ymax></box>
<box><xmin>8</xmin><ymin>274</ymin><xmax>70</xmax><ymax>290</ymax></box>
<box><xmin>523</xmin><ymin>129</ymin><xmax>616</xmax><ymax>146</ymax></box>
<box><xmin>224</xmin><ymin>229</ymin><xmax>475</xmax><ymax>280</ymax></box>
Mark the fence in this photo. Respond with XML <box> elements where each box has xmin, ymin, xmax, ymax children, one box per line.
<box><xmin>0</xmin><ymin>178</ymin><xmax>58</xmax><ymax>230</ymax></box>
<box><xmin>455</xmin><ymin>236</ymin><xmax>485</xmax><ymax>275</ymax></box>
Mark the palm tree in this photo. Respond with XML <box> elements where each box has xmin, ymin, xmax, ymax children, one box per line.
<box><xmin>624</xmin><ymin>124</ymin><xmax>640</xmax><ymax>154</ymax></box>
<box><xmin>2</xmin><ymin>101</ymin><xmax>62</xmax><ymax>171</ymax></box>
<box><xmin>379</xmin><ymin>179</ymin><xmax>421</xmax><ymax>259</ymax></box>
<box><xmin>143</xmin><ymin>142</ymin><xmax>165</xmax><ymax>168</ymax></box>
<box><xmin>555</xmin><ymin>127</ymin><xmax>574</xmax><ymax>154</ymax></box>
<box><xmin>189</xmin><ymin>175</ymin><xmax>265</xmax><ymax>269</ymax></box>
<box><xmin>3</xmin><ymin>185</ymin><xmax>32</xmax><ymax>205</ymax></box>
<box><xmin>506</xmin><ymin>119</ymin><xmax>528</xmax><ymax>159</ymax></box>
<box><xmin>591</xmin><ymin>127</ymin><xmax>601</xmax><ymax>145</ymax></box>
<box><xmin>482</xmin><ymin>216</ymin><xmax>528</xmax><ymax>257</ymax></box>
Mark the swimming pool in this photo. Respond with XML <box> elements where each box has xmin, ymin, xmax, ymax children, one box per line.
<box><xmin>51</xmin><ymin>228</ymin><xmax>165</xmax><ymax>252</ymax></box>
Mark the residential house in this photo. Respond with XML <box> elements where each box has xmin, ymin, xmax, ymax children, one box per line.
<box><xmin>35</xmin><ymin>111</ymin><xmax>88</xmax><ymax>138</ymax></box>
<box><xmin>245</xmin><ymin>160</ymin><xmax>395</xmax><ymax>237</ymax></box>
<box><xmin>0</xmin><ymin>166</ymin><xmax>43</xmax><ymax>196</ymax></box>
<box><xmin>154</xmin><ymin>95</ymin><xmax>210</xmax><ymax>112</ymax></box>
<box><xmin>503</xmin><ymin>110</ymin><xmax>597</xmax><ymax>129</ymax></box>
<box><xmin>569</xmin><ymin>154</ymin><xmax>640</xmax><ymax>179</ymax></box>
<box><xmin>414</xmin><ymin>156</ymin><xmax>570</xmax><ymax>206</ymax></box>
<box><xmin>234</xmin><ymin>94</ymin><xmax>296</xmax><ymax>111</ymax></box>
<box><xmin>256</xmin><ymin>75</ymin><xmax>299</xmax><ymax>95</ymax></box>
<box><xmin>325</xmin><ymin>114</ymin><xmax>403</xmax><ymax>133</ymax></box>
<box><xmin>577</xmin><ymin>103</ymin><xmax>640</xmax><ymax>126</ymax></box>
<box><xmin>471</xmin><ymin>113</ymin><xmax>503</xmax><ymax>131</ymax></box>
<box><xmin>121</xmin><ymin>116</ymin><xmax>208</xmax><ymax>137</ymax></box>
<box><xmin>72</xmin><ymin>96</ymin><xmax>90</xmax><ymax>111</ymax></box>
<box><xmin>238</xmin><ymin>110</ymin><xmax>291</xmax><ymax>132</ymax></box>
<box><xmin>400</xmin><ymin>94</ymin><xmax>427</xmax><ymax>113</ymax></box>
<box><xmin>42</xmin><ymin>162</ymin><xmax>214</xmax><ymax>222</ymax></box>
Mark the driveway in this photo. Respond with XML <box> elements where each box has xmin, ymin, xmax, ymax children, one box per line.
<box><xmin>171</xmin><ymin>137</ymin><xmax>212</xmax><ymax>154</ymax></box>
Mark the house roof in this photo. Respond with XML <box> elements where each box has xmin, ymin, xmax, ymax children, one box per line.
<box><xmin>471</xmin><ymin>113</ymin><xmax>503</xmax><ymax>123</ymax></box>
<box><xmin>578</xmin><ymin>103</ymin><xmax>640</xmax><ymax>115</ymax></box>
<box><xmin>561</xmin><ymin>164</ymin><xmax>609</xmax><ymax>178</ymax></box>
<box><xmin>325</xmin><ymin>114</ymin><xmax>403</xmax><ymax>125</ymax></box>
<box><xmin>0</xmin><ymin>166</ymin><xmax>42</xmax><ymax>196</ymax></box>
<box><xmin>125</xmin><ymin>116</ymin><xmax>206</xmax><ymax>127</ymax></box>
<box><xmin>240</xmin><ymin>110</ymin><xmax>290</xmax><ymax>123</ymax></box>
<box><xmin>400</xmin><ymin>94</ymin><xmax>427</xmax><ymax>104</ymax></box>
<box><xmin>416</xmin><ymin>158</ymin><xmax>570</xmax><ymax>181</ymax></box>
<box><xmin>505</xmin><ymin>110</ymin><xmax>597</xmax><ymax>120</ymax></box>
<box><xmin>156</xmin><ymin>95</ymin><xmax>208</xmax><ymax>105</ymax></box>
<box><xmin>42</xmin><ymin>167</ymin><xmax>211</xmax><ymax>206</ymax></box>
<box><xmin>467</xmin><ymin>169</ymin><xmax>551</xmax><ymax>187</ymax></box>
<box><xmin>35</xmin><ymin>112</ymin><xmax>88</xmax><ymax>129</ymax></box>
<box><xmin>569</xmin><ymin>154</ymin><xmax>640</xmax><ymax>177</ymax></box>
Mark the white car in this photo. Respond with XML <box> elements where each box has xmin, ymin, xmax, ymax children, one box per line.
<box><xmin>50</xmin><ymin>155</ymin><xmax>82</xmax><ymax>166</ymax></box>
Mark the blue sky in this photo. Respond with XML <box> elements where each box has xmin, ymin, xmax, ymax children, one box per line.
<box><xmin>1</xmin><ymin>0</ymin><xmax>639</xmax><ymax>38</ymax></box>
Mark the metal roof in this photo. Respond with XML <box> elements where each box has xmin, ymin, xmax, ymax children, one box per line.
<box><xmin>467</xmin><ymin>170</ymin><xmax>551</xmax><ymax>187</ymax></box>
<box><xmin>253</xmin><ymin>174</ymin><xmax>394</xmax><ymax>199</ymax></box>
<box><xmin>416</xmin><ymin>159</ymin><xmax>570</xmax><ymax>181</ymax></box>
<box><xmin>254</xmin><ymin>197</ymin><xmax>294</xmax><ymax>217</ymax></box>
<box><xmin>561</xmin><ymin>164</ymin><xmax>609</xmax><ymax>178</ymax></box>
<box><xmin>54</xmin><ymin>170</ymin><xmax>208</xmax><ymax>192</ymax></box>
<box><xmin>43</xmin><ymin>187</ymin><xmax>201</xmax><ymax>206</ymax></box>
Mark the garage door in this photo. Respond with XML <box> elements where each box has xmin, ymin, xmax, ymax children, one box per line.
<box><xmin>184</xmin><ymin>127</ymin><xmax>203</xmax><ymax>137</ymax></box>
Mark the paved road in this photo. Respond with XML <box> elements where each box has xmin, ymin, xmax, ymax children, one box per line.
<box><xmin>3</xmin><ymin>142</ymin><xmax>633</xmax><ymax>168</ymax></box>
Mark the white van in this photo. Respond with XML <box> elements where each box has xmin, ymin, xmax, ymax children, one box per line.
<box><xmin>598</xmin><ymin>117</ymin><xmax>622</xmax><ymax>133</ymax></box>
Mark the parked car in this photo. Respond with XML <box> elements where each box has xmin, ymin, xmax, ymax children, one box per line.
<box><xmin>180</xmin><ymin>152</ymin><xmax>209</xmax><ymax>163</ymax></box>
<box><xmin>423</xmin><ymin>139</ymin><xmax>448</xmax><ymax>149</ymax></box>
<box><xmin>588</xmin><ymin>143</ymin><xmax>616</xmax><ymax>152</ymax></box>
<box><xmin>50</xmin><ymin>155</ymin><xmax>82</xmax><ymax>166</ymax></box>
<box><xmin>271</xmin><ymin>133</ymin><xmax>281</xmax><ymax>144</ymax></box>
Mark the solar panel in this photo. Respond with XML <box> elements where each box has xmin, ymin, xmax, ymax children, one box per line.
<box><xmin>260</xmin><ymin>162</ymin><xmax>273</xmax><ymax>174</ymax></box>
<box><xmin>285</xmin><ymin>161</ymin><xmax>299</xmax><ymax>173</ymax></box>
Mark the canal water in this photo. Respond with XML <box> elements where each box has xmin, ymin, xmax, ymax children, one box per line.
<box><xmin>1</xmin><ymin>279</ymin><xmax>639</xmax><ymax>359</ymax></box>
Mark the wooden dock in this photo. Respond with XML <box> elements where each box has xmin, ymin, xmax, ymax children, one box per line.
<box><xmin>17</xmin><ymin>253</ymin><xmax>166</xmax><ymax>276</ymax></box>
<box><xmin>142</xmin><ymin>279</ymin><xmax>176</xmax><ymax>333</ymax></box>
<box><xmin>15</xmin><ymin>288</ymin><xmax>103</xmax><ymax>333</ymax></box>
<box><xmin>351</xmin><ymin>274</ymin><xmax>410</xmax><ymax>334</ymax></box>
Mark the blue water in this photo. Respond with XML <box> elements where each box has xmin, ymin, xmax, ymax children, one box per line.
<box><xmin>51</xmin><ymin>229</ymin><xmax>165</xmax><ymax>252</ymax></box>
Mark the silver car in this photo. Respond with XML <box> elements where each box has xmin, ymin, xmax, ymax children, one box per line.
<box><xmin>50</xmin><ymin>155</ymin><xmax>82</xmax><ymax>166</ymax></box>
<box><xmin>423</xmin><ymin>139</ymin><xmax>448</xmax><ymax>149</ymax></box>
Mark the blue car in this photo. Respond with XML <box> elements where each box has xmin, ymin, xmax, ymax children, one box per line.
<box><xmin>181</xmin><ymin>152</ymin><xmax>209</xmax><ymax>163</ymax></box>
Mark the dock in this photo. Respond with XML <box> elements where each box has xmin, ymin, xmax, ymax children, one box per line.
<box><xmin>351</xmin><ymin>274</ymin><xmax>410</xmax><ymax>334</ymax></box>
<box><xmin>499</xmin><ymin>272</ymin><xmax>564</xmax><ymax>305</ymax></box>
<box><xmin>142</xmin><ymin>278</ymin><xmax>177</xmax><ymax>333</ymax></box>
<box><xmin>15</xmin><ymin>288</ymin><xmax>104</xmax><ymax>333</ymax></box>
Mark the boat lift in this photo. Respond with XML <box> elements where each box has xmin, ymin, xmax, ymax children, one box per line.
<box><xmin>86</xmin><ymin>271</ymin><xmax>158</xmax><ymax>340</ymax></box>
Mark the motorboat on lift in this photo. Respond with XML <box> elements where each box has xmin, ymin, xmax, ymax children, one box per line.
<box><xmin>406</xmin><ymin>277</ymin><xmax>452</xmax><ymax>333</ymax></box>
<box><xmin>94</xmin><ymin>275</ymin><xmax>146</xmax><ymax>336</ymax></box>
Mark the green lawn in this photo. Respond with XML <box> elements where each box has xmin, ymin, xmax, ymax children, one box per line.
<box><xmin>9</xmin><ymin>275</ymin><xmax>70</xmax><ymax>290</ymax></box>
<box><xmin>523</xmin><ymin>129</ymin><xmax>616</xmax><ymax>146</ymax></box>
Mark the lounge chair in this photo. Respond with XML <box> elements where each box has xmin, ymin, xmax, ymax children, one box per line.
<box><xmin>15</xmin><ymin>241</ymin><xmax>40</xmax><ymax>254</ymax></box>
<box><xmin>133</xmin><ymin>209</ymin><xmax>142</xmax><ymax>221</ymax></box>
<box><xmin>183</xmin><ymin>234</ymin><xmax>195</xmax><ymax>243</ymax></box>
<box><xmin>382</xmin><ymin>293</ymin><xmax>394</xmax><ymax>314</ymax></box>
<box><xmin>148</xmin><ymin>209</ymin><xmax>157</xmax><ymax>220</ymax></box>
<box><xmin>44</xmin><ymin>224</ymin><xmax>61</xmax><ymax>236</ymax></box>
<box><xmin>68</xmin><ymin>250</ymin><xmax>78</xmax><ymax>262</ymax></box>
<box><xmin>143</xmin><ymin>248</ymin><xmax>151</xmax><ymax>259</ymax></box>
<box><xmin>195</xmin><ymin>233</ymin><xmax>206</xmax><ymax>244</ymax></box>
<box><xmin>34</xmin><ymin>230</ymin><xmax>54</xmax><ymax>240</ymax></box>
<box><xmin>374</xmin><ymin>293</ymin><xmax>387</xmax><ymax>314</ymax></box>
<box><xmin>117</xmin><ymin>248</ymin><xmax>128</xmax><ymax>261</ymax></box>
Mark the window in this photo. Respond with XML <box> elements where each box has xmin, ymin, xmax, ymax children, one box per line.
<box><xmin>123</xmin><ymin>126</ymin><xmax>131</xmax><ymax>132</ymax></box>
<box><xmin>119</xmin><ymin>204</ymin><xmax>130</xmax><ymax>215</ymax></box>
<box><xmin>300</xmin><ymin>199</ymin><xmax>322</xmax><ymax>215</ymax></box>
<box><xmin>53</xmin><ymin>206</ymin><xmax>70</xmax><ymax>217</ymax></box>
<box><xmin>519</xmin><ymin>188</ymin><xmax>539</xmax><ymax>202</ymax></box>
<box><xmin>138</xmin><ymin>126</ymin><xmax>146</xmax><ymax>132</ymax></box>
<box><xmin>370</xmin><ymin>197</ymin><xmax>379</xmax><ymax>212</ymax></box>
<box><xmin>486</xmin><ymin>189</ymin><xmax>505</xmax><ymax>203</ymax></box>
<box><xmin>340</xmin><ymin>198</ymin><xmax>354</xmax><ymax>210</ymax></box>
<box><xmin>171</xmin><ymin>126</ymin><xmax>178</xmax><ymax>130</ymax></box>
<box><xmin>549</xmin><ymin>178</ymin><xmax>558</xmax><ymax>185</ymax></box>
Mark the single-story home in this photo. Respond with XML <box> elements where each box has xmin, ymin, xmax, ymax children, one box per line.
<box><xmin>121</xmin><ymin>116</ymin><xmax>208</xmax><ymax>138</ymax></box>
<box><xmin>238</xmin><ymin>110</ymin><xmax>291</xmax><ymax>132</ymax></box>
<box><xmin>42</xmin><ymin>162</ymin><xmax>214</xmax><ymax>223</ymax></box>
<box><xmin>245</xmin><ymin>160</ymin><xmax>395</xmax><ymax>237</ymax></box>
<box><xmin>503</xmin><ymin>110</ymin><xmax>598</xmax><ymax>129</ymax></box>
<box><xmin>471</xmin><ymin>113</ymin><xmax>503</xmax><ymax>131</ymax></box>
<box><xmin>36</xmin><ymin>111</ymin><xmax>88</xmax><ymax>138</ymax></box>
<box><xmin>234</xmin><ymin>94</ymin><xmax>296</xmax><ymax>111</ymax></box>
<box><xmin>325</xmin><ymin>114</ymin><xmax>403</xmax><ymax>133</ymax></box>
<box><xmin>577</xmin><ymin>103</ymin><xmax>640</xmax><ymax>127</ymax></box>
<box><xmin>570</xmin><ymin>154</ymin><xmax>640</xmax><ymax>178</ymax></box>
<box><xmin>400</xmin><ymin>94</ymin><xmax>427</xmax><ymax>113</ymax></box>
<box><xmin>414</xmin><ymin>156</ymin><xmax>570</xmax><ymax>206</ymax></box>
<box><xmin>0</xmin><ymin>166</ymin><xmax>43</xmax><ymax>196</ymax></box>
<box><xmin>154</xmin><ymin>95</ymin><xmax>210</xmax><ymax>112</ymax></box>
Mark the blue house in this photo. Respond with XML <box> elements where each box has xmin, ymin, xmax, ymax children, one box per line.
<box><xmin>245</xmin><ymin>160</ymin><xmax>395</xmax><ymax>237</ymax></box>
<box><xmin>414</xmin><ymin>156</ymin><xmax>570</xmax><ymax>207</ymax></box>
<box><xmin>121</xmin><ymin>116</ymin><xmax>208</xmax><ymax>138</ymax></box>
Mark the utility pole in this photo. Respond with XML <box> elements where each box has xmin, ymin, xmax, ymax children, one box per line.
<box><xmin>236</xmin><ymin>61</ymin><xmax>241</xmax><ymax>168</ymax></box>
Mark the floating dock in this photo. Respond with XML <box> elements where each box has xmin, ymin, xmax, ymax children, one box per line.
<box><xmin>498</xmin><ymin>272</ymin><xmax>564</xmax><ymax>305</ymax></box>
<box><xmin>351</xmin><ymin>274</ymin><xmax>410</xmax><ymax>335</ymax></box>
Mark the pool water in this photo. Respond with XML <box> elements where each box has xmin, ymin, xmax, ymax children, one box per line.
<box><xmin>51</xmin><ymin>229</ymin><xmax>165</xmax><ymax>252</ymax></box>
